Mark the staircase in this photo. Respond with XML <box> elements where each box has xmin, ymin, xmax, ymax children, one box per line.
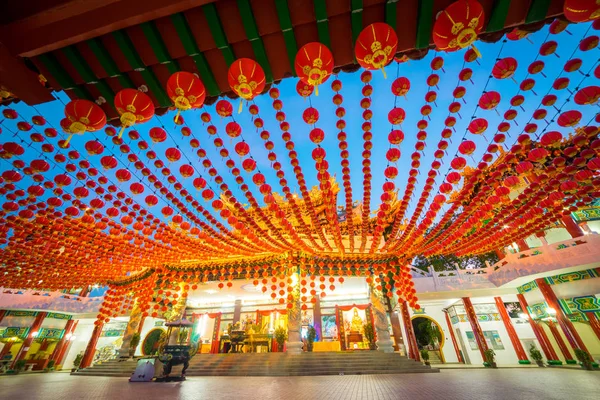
<box><xmin>428</xmin><ymin>350</ymin><xmax>443</xmax><ymax>364</ymax></box>
<box><xmin>74</xmin><ymin>352</ymin><xmax>438</xmax><ymax>377</ymax></box>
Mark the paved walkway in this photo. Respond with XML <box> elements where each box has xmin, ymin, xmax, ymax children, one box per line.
<box><xmin>1</xmin><ymin>369</ymin><xmax>598</xmax><ymax>400</ymax></box>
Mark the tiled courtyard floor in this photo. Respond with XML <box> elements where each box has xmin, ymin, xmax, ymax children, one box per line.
<box><xmin>1</xmin><ymin>369</ymin><xmax>598</xmax><ymax>400</ymax></box>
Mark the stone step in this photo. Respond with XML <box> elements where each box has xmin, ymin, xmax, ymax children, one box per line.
<box><xmin>75</xmin><ymin>352</ymin><xmax>438</xmax><ymax>377</ymax></box>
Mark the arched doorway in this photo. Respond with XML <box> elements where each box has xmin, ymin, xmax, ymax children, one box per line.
<box><xmin>411</xmin><ymin>316</ymin><xmax>445</xmax><ymax>364</ymax></box>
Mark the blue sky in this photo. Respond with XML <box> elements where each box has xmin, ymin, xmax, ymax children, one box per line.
<box><xmin>2</xmin><ymin>21</ymin><xmax>599</xmax><ymax>236</ymax></box>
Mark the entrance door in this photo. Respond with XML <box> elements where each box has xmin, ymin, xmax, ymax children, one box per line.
<box><xmin>456</xmin><ymin>328</ymin><xmax>470</xmax><ymax>364</ymax></box>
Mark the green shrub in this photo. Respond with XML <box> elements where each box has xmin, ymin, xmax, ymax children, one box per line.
<box><xmin>47</xmin><ymin>360</ymin><xmax>56</xmax><ymax>369</ymax></box>
<box><xmin>274</xmin><ymin>327</ymin><xmax>287</xmax><ymax>349</ymax></box>
<box><xmin>14</xmin><ymin>359</ymin><xmax>26</xmax><ymax>371</ymax></box>
<box><xmin>529</xmin><ymin>344</ymin><xmax>542</xmax><ymax>362</ymax></box>
<box><xmin>420</xmin><ymin>348</ymin><xmax>430</xmax><ymax>361</ymax></box>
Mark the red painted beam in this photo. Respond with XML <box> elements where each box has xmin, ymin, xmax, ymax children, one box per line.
<box><xmin>0</xmin><ymin>0</ymin><xmax>217</xmax><ymax>57</ymax></box>
<box><xmin>0</xmin><ymin>41</ymin><xmax>55</xmax><ymax>105</ymax></box>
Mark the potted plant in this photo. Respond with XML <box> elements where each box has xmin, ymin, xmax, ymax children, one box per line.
<box><xmin>420</xmin><ymin>349</ymin><xmax>430</xmax><ymax>366</ymax></box>
<box><xmin>484</xmin><ymin>349</ymin><xmax>497</xmax><ymax>368</ymax></box>
<box><xmin>574</xmin><ymin>348</ymin><xmax>593</xmax><ymax>370</ymax></box>
<box><xmin>14</xmin><ymin>359</ymin><xmax>26</xmax><ymax>373</ymax></box>
<box><xmin>129</xmin><ymin>332</ymin><xmax>141</xmax><ymax>358</ymax></box>
<box><xmin>363</xmin><ymin>322</ymin><xmax>376</xmax><ymax>350</ymax></box>
<box><xmin>71</xmin><ymin>352</ymin><xmax>83</xmax><ymax>373</ymax></box>
<box><xmin>306</xmin><ymin>325</ymin><xmax>316</xmax><ymax>352</ymax></box>
<box><xmin>43</xmin><ymin>360</ymin><xmax>56</xmax><ymax>373</ymax></box>
<box><xmin>529</xmin><ymin>344</ymin><xmax>544</xmax><ymax>367</ymax></box>
<box><xmin>274</xmin><ymin>327</ymin><xmax>287</xmax><ymax>352</ymax></box>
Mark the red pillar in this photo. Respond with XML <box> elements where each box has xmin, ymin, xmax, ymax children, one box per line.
<box><xmin>79</xmin><ymin>323</ymin><xmax>103</xmax><ymax>369</ymax></box>
<box><xmin>586</xmin><ymin>313</ymin><xmax>600</xmax><ymax>341</ymax></box>
<box><xmin>11</xmin><ymin>312</ymin><xmax>47</xmax><ymax>368</ymax></box>
<box><xmin>535</xmin><ymin>278</ymin><xmax>591</xmax><ymax>358</ymax></box>
<box><xmin>443</xmin><ymin>310</ymin><xmax>464</xmax><ymax>363</ymax></box>
<box><xmin>517</xmin><ymin>294</ymin><xmax>560</xmax><ymax>363</ymax></box>
<box><xmin>494</xmin><ymin>297</ymin><xmax>529</xmax><ymax>363</ymax></box>
<box><xmin>494</xmin><ymin>248</ymin><xmax>505</xmax><ymax>260</ymax></box>
<box><xmin>79</xmin><ymin>285</ymin><xmax>90</xmax><ymax>297</ymax></box>
<box><xmin>50</xmin><ymin>319</ymin><xmax>77</xmax><ymax>363</ymax></box>
<box><xmin>400</xmin><ymin>301</ymin><xmax>419</xmax><ymax>361</ymax></box>
<box><xmin>561</xmin><ymin>215</ymin><xmax>584</xmax><ymax>238</ymax></box>
<box><xmin>516</xmin><ymin>239</ymin><xmax>529</xmax><ymax>251</ymax></box>
<box><xmin>0</xmin><ymin>341</ymin><xmax>14</xmax><ymax>359</ymax></box>
<box><xmin>0</xmin><ymin>310</ymin><xmax>7</xmax><ymax>323</ymax></box>
<box><xmin>546</xmin><ymin>320</ymin><xmax>574</xmax><ymax>362</ymax></box>
<box><xmin>462</xmin><ymin>297</ymin><xmax>489</xmax><ymax>364</ymax></box>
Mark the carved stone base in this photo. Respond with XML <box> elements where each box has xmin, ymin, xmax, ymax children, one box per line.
<box><xmin>376</xmin><ymin>336</ymin><xmax>395</xmax><ymax>353</ymax></box>
<box><xmin>286</xmin><ymin>340</ymin><xmax>304</xmax><ymax>355</ymax></box>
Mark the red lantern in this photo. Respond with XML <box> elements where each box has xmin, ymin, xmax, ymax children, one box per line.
<box><xmin>216</xmin><ymin>100</ymin><xmax>233</xmax><ymax>118</ymax></box>
<box><xmin>458</xmin><ymin>140</ymin><xmax>476</xmax><ymax>156</ymax></box>
<box><xmin>563</xmin><ymin>0</ymin><xmax>600</xmax><ymax>22</ymax></box>
<box><xmin>391</xmin><ymin>77</ymin><xmax>410</xmax><ymax>97</ymax></box>
<box><xmin>114</xmin><ymin>89</ymin><xmax>155</xmax><ymax>138</ymax></box>
<box><xmin>62</xmin><ymin>100</ymin><xmax>106</xmax><ymax>146</ymax></box>
<box><xmin>574</xmin><ymin>86</ymin><xmax>600</xmax><ymax>105</ymax></box>
<box><xmin>303</xmin><ymin>107</ymin><xmax>320</xmax><ymax>124</ymax></box>
<box><xmin>478</xmin><ymin>91</ymin><xmax>501</xmax><ymax>111</ymax></box>
<box><xmin>492</xmin><ymin>57</ymin><xmax>518</xmax><ymax>80</ymax></box>
<box><xmin>228</xmin><ymin>58</ymin><xmax>266</xmax><ymax>112</ymax></box>
<box><xmin>295</xmin><ymin>43</ymin><xmax>334</xmax><ymax>94</ymax></box>
<box><xmin>166</xmin><ymin>71</ymin><xmax>205</xmax><ymax>122</ymax></box>
<box><xmin>296</xmin><ymin>81</ymin><xmax>314</xmax><ymax>98</ymax></box>
<box><xmin>468</xmin><ymin>118</ymin><xmax>488</xmax><ymax>135</ymax></box>
<box><xmin>165</xmin><ymin>148</ymin><xmax>181</xmax><ymax>163</ymax></box>
<box><xmin>179</xmin><ymin>164</ymin><xmax>194</xmax><ymax>178</ymax></box>
<box><xmin>433</xmin><ymin>0</ymin><xmax>485</xmax><ymax>55</ymax></box>
<box><xmin>355</xmin><ymin>23</ymin><xmax>398</xmax><ymax>77</ymax></box>
<box><xmin>149</xmin><ymin>127</ymin><xmax>167</xmax><ymax>144</ymax></box>
<box><xmin>557</xmin><ymin>110</ymin><xmax>582</xmax><ymax>127</ymax></box>
<box><xmin>539</xmin><ymin>41</ymin><xmax>558</xmax><ymax>57</ymax></box>
<box><xmin>388</xmin><ymin>108</ymin><xmax>406</xmax><ymax>125</ymax></box>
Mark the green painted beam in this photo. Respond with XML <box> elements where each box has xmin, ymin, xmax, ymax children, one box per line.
<box><xmin>415</xmin><ymin>0</ymin><xmax>434</xmax><ymax>49</ymax></box>
<box><xmin>140</xmin><ymin>21</ymin><xmax>179</xmax><ymax>74</ymax></box>
<box><xmin>202</xmin><ymin>3</ymin><xmax>236</xmax><ymax>66</ymax></box>
<box><xmin>236</xmin><ymin>0</ymin><xmax>274</xmax><ymax>82</ymax></box>
<box><xmin>313</xmin><ymin>0</ymin><xmax>331</xmax><ymax>48</ymax></box>
<box><xmin>351</xmin><ymin>0</ymin><xmax>364</xmax><ymax>44</ymax></box>
<box><xmin>170</xmin><ymin>13</ymin><xmax>220</xmax><ymax>96</ymax></box>
<box><xmin>86</xmin><ymin>38</ymin><xmax>135</xmax><ymax>89</ymax></box>
<box><xmin>385</xmin><ymin>0</ymin><xmax>398</xmax><ymax>30</ymax></box>
<box><xmin>61</xmin><ymin>46</ymin><xmax>116</xmax><ymax>107</ymax></box>
<box><xmin>111</xmin><ymin>30</ymin><xmax>171</xmax><ymax>107</ymax></box>
<box><xmin>486</xmin><ymin>0</ymin><xmax>512</xmax><ymax>32</ymax></box>
<box><xmin>36</xmin><ymin>53</ymin><xmax>92</xmax><ymax>100</ymax></box>
<box><xmin>526</xmin><ymin>0</ymin><xmax>551</xmax><ymax>24</ymax></box>
<box><xmin>274</xmin><ymin>0</ymin><xmax>298</xmax><ymax>76</ymax></box>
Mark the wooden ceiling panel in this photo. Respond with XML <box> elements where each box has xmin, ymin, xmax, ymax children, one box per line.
<box><xmin>182</xmin><ymin>8</ymin><xmax>218</xmax><ymax>52</ymax></box>
<box><xmin>154</xmin><ymin>16</ymin><xmax>188</xmax><ymax>60</ymax></box>
<box><xmin>396</xmin><ymin>0</ymin><xmax>419</xmax><ymax>52</ymax></box>
<box><xmin>100</xmin><ymin>35</ymin><xmax>135</xmax><ymax>73</ymax></box>
<box><xmin>293</xmin><ymin>22</ymin><xmax>320</xmax><ymax>49</ymax></box>
<box><xmin>250</xmin><ymin>0</ymin><xmax>281</xmax><ymax>36</ymax></box>
<box><xmin>362</xmin><ymin>3</ymin><xmax>385</xmax><ymax>27</ymax></box>
<box><xmin>506</xmin><ymin>0</ymin><xmax>532</xmax><ymax>27</ymax></box>
<box><xmin>177</xmin><ymin>56</ymin><xmax>199</xmax><ymax>74</ymax></box>
<box><xmin>126</xmin><ymin>25</ymin><xmax>159</xmax><ymax>67</ymax></box>
<box><xmin>328</xmin><ymin>15</ymin><xmax>353</xmax><ymax>68</ymax></box>
<box><xmin>288</xmin><ymin>0</ymin><xmax>316</xmax><ymax>26</ymax></box>
<box><xmin>53</xmin><ymin>49</ymin><xmax>85</xmax><ymax>86</ymax></box>
<box><xmin>230</xmin><ymin>41</ymin><xmax>255</xmax><ymax>61</ymax></box>
<box><xmin>262</xmin><ymin>32</ymin><xmax>293</xmax><ymax>80</ymax></box>
<box><xmin>127</xmin><ymin>70</ymin><xmax>161</xmax><ymax>107</ymax></box>
<box><xmin>75</xmin><ymin>42</ymin><xmax>108</xmax><ymax>80</ymax></box>
<box><xmin>30</xmin><ymin>57</ymin><xmax>62</xmax><ymax>90</ymax></box>
<box><xmin>204</xmin><ymin>48</ymin><xmax>232</xmax><ymax>92</ymax></box>
<box><xmin>105</xmin><ymin>76</ymin><xmax>125</xmax><ymax>94</ymax></box>
<box><xmin>325</xmin><ymin>0</ymin><xmax>350</xmax><ymax>18</ymax></box>
<box><xmin>151</xmin><ymin>64</ymin><xmax>172</xmax><ymax>93</ymax></box>
<box><xmin>216</xmin><ymin>0</ymin><xmax>247</xmax><ymax>44</ymax></box>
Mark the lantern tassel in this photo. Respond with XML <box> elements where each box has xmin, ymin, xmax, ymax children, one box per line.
<box><xmin>471</xmin><ymin>44</ymin><xmax>482</xmax><ymax>59</ymax></box>
<box><xmin>315</xmin><ymin>85</ymin><xmax>319</xmax><ymax>96</ymax></box>
<box><xmin>63</xmin><ymin>134</ymin><xmax>74</xmax><ymax>148</ymax></box>
<box><xmin>118</xmin><ymin>126</ymin><xmax>126</xmax><ymax>139</ymax></box>
<box><xmin>175</xmin><ymin>109</ymin><xmax>181</xmax><ymax>123</ymax></box>
<box><xmin>238</xmin><ymin>99</ymin><xmax>244</xmax><ymax>114</ymax></box>
<box><xmin>381</xmin><ymin>67</ymin><xmax>387</xmax><ymax>79</ymax></box>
